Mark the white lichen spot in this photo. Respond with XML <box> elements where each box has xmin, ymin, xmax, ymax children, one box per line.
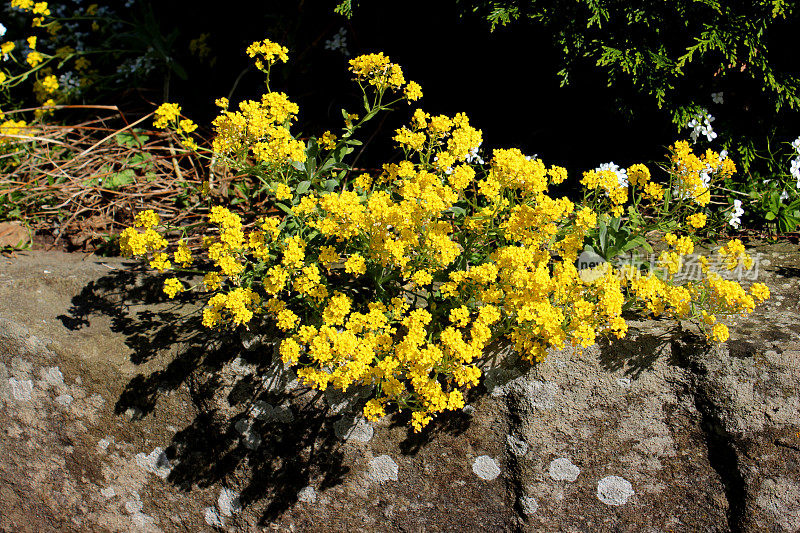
<box><xmin>40</xmin><ymin>366</ymin><xmax>63</xmax><ymax>387</ymax></box>
<box><xmin>124</xmin><ymin>499</ymin><xmax>144</xmax><ymax>514</ymax></box>
<box><xmin>9</xmin><ymin>378</ymin><xmax>33</xmax><ymax>401</ymax></box>
<box><xmin>367</xmin><ymin>455</ymin><xmax>399</xmax><ymax>483</ymax></box>
<box><xmin>297</xmin><ymin>486</ymin><xmax>317</xmax><ymax>503</ymax></box>
<box><xmin>506</xmin><ymin>435</ymin><xmax>529</xmax><ymax>457</ymax></box>
<box><xmin>204</xmin><ymin>506</ymin><xmax>225</xmax><ymax>527</ymax></box>
<box><xmin>519</xmin><ymin>495</ymin><xmax>538</xmax><ymax>515</ymax></box>
<box><xmin>97</xmin><ymin>437</ymin><xmax>113</xmax><ymax>451</ymax></box>
<box><xmin>55</xmin><ymin>394</ymin><xmax>73</xmax><ymax>406</ymax></box>
<box><xmin>616</xmin><ymin>377</ymin><xmax>631</xmax><ymax>388</ymax></box>
<box><xmin>472</xmin><ymin>455</ymin><xmax>501</xmax><ymax>481</ymax></box>
<box><xmin>100</xmin><ymin>486</ymin><xmax>116</xmax><ymax>498</ymax></box>
<box><xmin>597</xmin><ymin>475</ymin><xmax>635</xmax><ymax>505</ymax></box>
<box><xmin>131</xmin><ymin>512</ymin><xmax>155</xmax><ymax>529</ymax></box>
<box><xmin>334</xmin><ymin>416</ymin><xmax>374</xmax><ymax>443</ymax></box>
<box><xmin>217</xmin><ymin>487</ymin><xmax>241</xmax><ymax>517</ymax></box>
<box><xmin>135</xmin><ymin>447</ymin><xmax>172</xmax><ymax>479</ymax></box>
<box><xmin>549</xmin><ymin>458</ymin><xmax>580</xmax><ymax>482</ymax></box>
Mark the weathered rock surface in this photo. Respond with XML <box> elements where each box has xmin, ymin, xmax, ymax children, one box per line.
<box><xmin>0</xmin><ymin>245</ymin><xmax>797</xmax><ymax>532</ymax></box>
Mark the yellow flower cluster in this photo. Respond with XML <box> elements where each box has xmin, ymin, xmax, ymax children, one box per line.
<box><xmin>41</xmin><ymin>74</ymin><xmax>58</xmax><ymax>94</ymax></box>
<box><xmin>670</xmin><ymin>141</ymin><xmax>735</xmax><ymax>206</ymax></box>
<box><xmin>153</xmin><ymin>103</ymin><xmax>181</xmax><ymax>129</ymax></box>
<box><xmin>121</xmin><ymin>41</ymin><xmax>771</xmax><ymax>434</ymax></box>
<box><xmin>0</xmin><ymin>119</ymin><xmax>30</xmax><ymax>144</ymax></box>
<box><xmin>211</xmin><ymin>92</ymin><xmax>305</xmax><ymax>165</ymax></box>
<box><xmin>581</xmin><ymin>168</ymin><xmax>629</xmax><ymax>216</ymax></box>
<box><xmin>119</xmin><ymin>210</ymin><xmax>168</xmax><ymax>257</ymax></box>
<box><xmin>246</xmin><ymin>39</ymin><xmax>289</xmax><ymax>71</ymax></box>
<box><xmin>349</xmin><ymin>52</ymin><xmax>421</xmax><ymax>98</ymax></box>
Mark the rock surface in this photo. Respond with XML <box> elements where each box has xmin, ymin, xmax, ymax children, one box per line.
<box><xmin>0</xmin><ymin>245</ymin><xmax>797</xmax><ymax>531</ymax></box>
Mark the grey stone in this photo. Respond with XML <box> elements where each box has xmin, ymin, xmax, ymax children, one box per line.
<box><xmin>519</xmin><ymin>496</ymin><xmax>538</xmax><ymax>515</ymax></box>
<box><xmin>54</xmin><ymin>393</ymin><xmax>73</xmax><ymax>406</ymax></box>
<box><xmin>203</xmin><ymin>507</ymin><xmax>225</xmax><ymax>528</ymax></box>
<box><xmin>135</xmin><ymin>447</ymin><xmax>172</xmax><ymax>479</ymax></box>
<box><xmin>124</xmin><ymin>499</ymin><xmax>143</xmax><ymax>514</ymax></box>
<box><xmin>40</xmin><ymin>366</ymin><xmax>63</xmax><ymax>387</ymax></box>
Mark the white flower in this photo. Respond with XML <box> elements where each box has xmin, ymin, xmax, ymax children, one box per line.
<box><xmin>596</xmin><ymin>162</ymin><xmax>628</xmax><ymax>188</ymax></box>
<box><xmin>711</xmin><ymin>92</ymin><xmax>724</xmax><ymax>104</ymax></box>
<box><xmin>0</xmin><ymin>23</ymin><xmax>6</xmax><ymax>39</ymax></box>
<box><xmin>790</xmin><ymin>157</ymin><xmax>800</xmax><ymax>182</ymax></box>
<box><xmin>324</xmin><ymin>27</ymin><xmax>349</xmax><ymax>57</ymax></box>
<box><xmin>728</xmin><ymin>199</ymin><xmax>744</xmax><ymax>228</ymax></box>
<box><xmin>700</xmin><ymin>167</ymin><xmax>712</xmax><ymax>188</ymax></box>
<box><xmin>780</xmin><ymin>189</ymin><xmax>789</xmax><ymax>201</ymax></box>
<box><xmin>686</xmin><ymin>109</ymin><xmax>717</xmax><ymax>143</ymax></box>
<box><xmin>792</xmin><ymin>136</ymin><xmax>800</xmax><ymax>154</ymax></box>
<box><xmin>465</xmin><ymin>143</ymin><xmax>484</xmax><ymax>165</ymax></box>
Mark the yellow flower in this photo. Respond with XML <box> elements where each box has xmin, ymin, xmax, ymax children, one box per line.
<box><xmin>154</xmin><ymin>102</ymin><xmax>181</xmax><ymax>129</ymax></box>
<box><xmin>627</xmin><ymin>163</ymin><xmax>650</xmax><ymax>188</ymax></box>
<box><xmin>150</xmin><ymin>252</ymin><xmax>171</xmax><ymax>273</ymax></box>
<box><xmin>344</xmin><ymin>253</ymin><xmax>367</xmax><ymax>276</ymax></box>
<box><xmin>246</xmin><ymin>38</ymin><xmax>289</xmax><ymax>68</ymax></box>
<box><xmin>686</xmin><ymin>213</ymin><xmax>707</xmax><ymax>229</ymax></box>
<box><xmin>179</xmin><ymin>118</ymin><xmax>198</xmax><ymax>133</ymax></box>
<box><xmin>41</xmin><ymin>74</ymin><xmax>58</xmax><ymax>94</ymax></box>
<box><xmin>274</xmin><ymin>183</ymin><xmax>292</xmax><ymax>201</ymax></box>
<box><xmin>163</xmin><ymin>278</ymin><xmax>184</xmax><ymax>299</ymax></box>
<box><xmin>319</xmin><ymin>130</ymin><xmax>336</xmax><ymax>150</ymax></box>
<box><xmin>26</xmin><ymin>51</ymin><xmax>44</xmax><ymax>67</ymax></box>
<box><xmin>134</xmin><ymin>210</ymin><xmax>160</xmax><ymax>229</ymax></box>
<box><xmin>405</xmin><ymin>81</ymin><xmax>423</xmax><ymax>102</ymax></box>
<box><xmin>1</xmin><ymin>42</ymin><xmax>15</xmax><ymax>57</ymax></box>
<box><xmin>173</xmin><ymin>241</ymin><xmax>193</xmax><ymax>267</ymax></box>
<box><xmin>710</xmin><ymin>323</ymin><xmax>729</xmax><ymax>343</ymax></box>
<box><xmin>349</xmin><ymin>52</ymin><xmax>405</xmax><ymax>90</ymax></box>
<box><xmin>276</xmin><ymin>308</ymin><xmax>299</xmax><ymax>331</ymax></box>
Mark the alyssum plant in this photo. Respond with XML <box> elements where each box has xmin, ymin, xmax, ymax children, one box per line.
<box><xmin>120</xmin><ymin>39</ymin><xmax>769</xmax><ymax>432</ymax></box>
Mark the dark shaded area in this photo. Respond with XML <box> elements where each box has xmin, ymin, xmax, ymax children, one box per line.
<box><xmin>55</xmin><ymin>267</ymin><xmax>350</xmax><ymax>522</ymax></box>
<box><xmin>597</xmin><ymin>322</ymin><xmax>678</xmax><ymax>378</ymax></box>
<box><xmin>671</xmin><ymin>335</ymin><xmax>748</xmax><ymax>533</ymax></box>
<box><xmin>774</xmin><ymin>266</ymin><xmax>800</xmax><ymax>278</ymax></box>
<box><xmin>123</xmin><ymin>1</ymin><xmax>675</xmax><ymax>173</ymax></box>
<box><xmin>55</xmin><ymin>265</ymin><xmax>480</xmax><ymax>523</ymax></box>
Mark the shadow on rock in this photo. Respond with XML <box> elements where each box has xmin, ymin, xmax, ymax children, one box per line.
<box><xmin>54</xmin><ymin>265</ymin><xmax>354</xmax><ymax>524</ymax></box>
<box><xmin>597</xmin><ymin>323</ymin><xmax>676</xmax><ymax>378</ymax></box>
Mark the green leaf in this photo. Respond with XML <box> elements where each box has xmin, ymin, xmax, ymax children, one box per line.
<box><xmin>105</xmin><ymin>169</ymin><xmax>136</xmax><ymax>190</ymax></box>
<box><xmin>295</xmin><ymin>180</ymin><xmax>311</xmax><ymax>195</ymax></box>
<box><xmin>275</xmin><ymin>202</ymin><xmax>295</xmax><ymax>216</ymax></box>
<box><xmin>765</xmin><ymin>211</ymin><xmax>776</xmax><ymax>220</ymax></box>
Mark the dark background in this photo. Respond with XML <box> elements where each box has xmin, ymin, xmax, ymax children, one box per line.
<box><xmin>155</xmin><ymin>0</ymin><xmax>673</xmax><ymax>173</ymax></box>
